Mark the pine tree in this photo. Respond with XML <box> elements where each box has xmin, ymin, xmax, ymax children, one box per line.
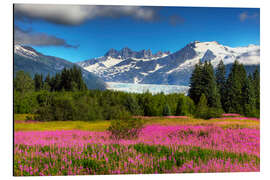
<box><xmin>195</xmin><ymin>93</ymin><xmax>209</xmax><ymax>119</ymax></box>
<box><xmin>188</xmin><ymin>61</ymin><xmax>203</xmax><ymax>104</ymax></box>
<box><xmin>202</xmin><ymin>61</ymin><xmax>222</xmax><ymax>109</ymax></box>
<box><xmin>125</xmin><ymin>95</ymin><xmax>141</xmax><ymax>115</ymax></box>
<box><xmin>253</xmin><ymin>68</ymin><xmax>260</xmax><ymax>116</ymax></box>
<box><xmin>44</xmin><ymin>74</ymin><xmax>51</xmax><ymax>91</ymax></box>
<box><xmin>71</xmin><ymin>66</ymin><xmax>87</xmax><ymax>91</ymax></box>
<box><xmin>34</xmin><ymin>73</ymin><xmax>44</xmax><ymax>91</ymax></box>
<box><xmin>189</xmin><ymin>61</ymin><xmax>221</xmax><ymax>110</ymax></box>
<box><xmin>242</xmin><ymin>75</ymin><xmax>256</xmax><ymax>116</ymax></box>
<box><xmin>224</xmin><ymin>60</ymin><xmax>247</xmax><ymax>114</ymax></box>
<box><xmin>215</xmin><ymin>60</ymin><xmax>226</xmax><ymax>110</ymax></box>
<box><xmin>176</xmin><ymin>97</ymin><xmax>188</xmax><ymax>116</ymax></box>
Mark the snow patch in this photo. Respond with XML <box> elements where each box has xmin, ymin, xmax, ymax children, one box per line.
<box><xmin>148</xmin><ymin>64</ymin><xmax>164</xmax><ymax>73</ymax></box>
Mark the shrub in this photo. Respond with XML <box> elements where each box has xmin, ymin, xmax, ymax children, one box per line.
<box><xmin>195</xmin><ymin>94</ymin><xmax>222</xmax><ymax>119</ymax></box>
<box><xmin>195</xmin><ymin>94</ymin><xmax>209</xmax><ymax>119</ymax></box>
<box><xmin>107</xmin><ymin>118</ymin><xmax>144</xmax><ymax>140</ymax></box>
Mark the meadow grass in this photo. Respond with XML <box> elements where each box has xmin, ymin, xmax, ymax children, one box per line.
<box><xmin>14</xmin><ymin>120</ymin><xmax>111</xmax><ymax>132</ymax></box>
<box><xmin>14</xmin><ymin>114</ymin><xmax>35</xmax><ymax>121</ymax></box>
<box><xmin>14</xmin><ymin>115</ymin><xmax>260</xmax><ymax>175</ymax></box>
<box><xmin>14</xmin><ymin>114</ymin><xmax>259</xmax><ymax>132</ymax></box>
<box><xmin>143</xmin><ymin>117</ymin><xmax>259</xmax><ymax>129</ymax></box>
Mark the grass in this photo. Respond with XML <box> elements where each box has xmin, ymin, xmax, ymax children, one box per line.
<box><xmin>144</xmin><ymin>117</ymin><xmax>259</xmax><ymax>129</ymax></box>
<box><xmin>14</xmin><ymin>114</ymin><xmax>35</xmax><ymax>121</ymax></box>
<box><xmin>14</xmin><ymin>114</ymin><xmax>259</xmax><ymax>132</ymax></box>
<box><xmin>14</xmin><ymin>120</ymin><xmax>110</xmax><ymax>132</ymax></box>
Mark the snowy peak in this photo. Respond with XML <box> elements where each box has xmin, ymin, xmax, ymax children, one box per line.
<box><xmin>14</xmin><ymin>44</ymin><xmax>39</xmax><ymax>59</ymax></box>
<box><xmin>103</xmin><ymin>47</ymin><xmax>170</xmax><ymax>60</ymax></box>
<box><xmin>76</xmin><ymin>41</ymin><xmax>260</xmax><ymax>86</ymax></box>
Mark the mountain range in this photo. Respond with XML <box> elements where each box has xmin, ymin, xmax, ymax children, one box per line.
<box><xmin>77</xmin><ymin>41</ymin><xmax>260</xmax><ymax>86</ymax></box>
<box><xmin>14</xmin><ymin>44</ymin><xmax>106</xmax><ymax>90</ymax></box>
<box><xmin>13</xmin><ymin>41</ymin><xmax>260</xmax><ymax>90</ymax></box>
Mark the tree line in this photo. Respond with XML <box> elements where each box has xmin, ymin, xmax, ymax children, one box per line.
<box><xmin>188</xmin><ymin>60</ymin><xmax>259</xmax><ymax>118</ymax></box>
<box><xmin>14</xmin><ymin>60</ymin><xmax>259</xmax><ymax>121</ymax></box>
<box><xmin>14</xmin><ymin>66</ymin><xmax>87</xmax><ymax>94</ymax></box>
<box><xmin>14</xmin><ymin>90</ymin><xmax>195</xmax><ymax>121</ymax></box>
<box><xmin>14</xmin><ymin>66</ymin><xmax>195</xmax><ymax>120</ymax></box>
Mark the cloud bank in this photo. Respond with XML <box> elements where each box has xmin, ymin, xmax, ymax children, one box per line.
<box><xmin>14</xmin><ymin>26</ymin><xmax>78</xmax><ymax>48</ymax></box>
<box><xmin>14</xmin><ymin>4</ymin><xmax>161</xmax><ymax>25</ymax></box>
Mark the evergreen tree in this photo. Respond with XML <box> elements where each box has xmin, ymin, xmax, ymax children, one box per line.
<box><xmin>53</xmin><ymin>73</ymin><xmax>62</xmax><ymax>91</ymax></box>
<box><xmin>253</xmin><ymin>68</ymin><xmax>260</xmax><ymax>116</ymax></box>
<box><xmin>175</xmin><ymin>97</ymin><xmax>188</xmax><ymax>116</ymax></box>
<box><xmin>34</xmin><ymin>73</ymin><xmax>44</xmax><ymax>91</ymax></box>
<box><xmin>195</xmin><ymin>93</ymin><xmax>209</xmax><ymax>119</ymax></box>
<box><xmin>14</xmin><ymin>71</ymin><xmax>34</xmax><ymax>94</ymax></box>
<box><xmin>215</xmin><ymin>60</ymin><xmax>226</xmax><ymax>109</ymax></box>
<box><xmin>60</xmin><ymin>68</ymin><xmax>72</xmax><ymax>91</ymax></box>
<box><xmin>202</xmin><ymin>61</ymin><xmax>222</xmax><ymax>109</ymax></box>
<box><xmin>242</xmin><ymin>75</ymin><xmax>256</xmax><ymax>116</ymax></box>
<box><xmin>125</xmin><ymin>95</ymin><xmax>141</xmax><ymax>115</ymax></box>
<box><xmin>70</xmin><ymin>66</ymin><xmax>87</xmax><ymax>91</ymax></box>
<box><xmin>224</xmin><ymin>60</ymin><xmax>247</xmax><ymax>114</ymax></box>
<box><xmin>59</xmin><ymin>66</ymin><xmax>87</xmax><ymax>91</ymax></box>
<box><xmin>44</xmin><ymin>74</ymin><xmax>51</xmax><ymax>91</ymax></box>
<box><xmin>188</xmin><ymin>61</ymin><xmax>203</xmax><ymax>104</ymax></box>
<box><xmin>189</xmin><ymin>61</ymin><xmax>221</xmax><ymax>109</ymax></box>
<box><xmin>162</xmin><ymin>103</ymin><xmax>171</xmax><ymax>116</ymax></box>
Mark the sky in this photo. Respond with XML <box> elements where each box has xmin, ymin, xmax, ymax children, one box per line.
<box><xmin>14</xmin><ymin>4</ymin><xmax>260</xmax><ymax>62</ymax></box>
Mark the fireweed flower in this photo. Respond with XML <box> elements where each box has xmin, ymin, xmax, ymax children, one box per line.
<box><xmin>14</xmin><ymin>125</ymin><xmax>259</xmax><ymax>176</ymax></box>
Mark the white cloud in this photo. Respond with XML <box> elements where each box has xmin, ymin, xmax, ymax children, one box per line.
<box><xmin>14</xmin><ymin>4</ymin><xmax>159</xmax><ymax>25</ymax></box>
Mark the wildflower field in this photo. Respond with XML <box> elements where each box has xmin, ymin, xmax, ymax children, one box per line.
<box><xmin>14</xmin><ymin>115</ymin><xmax>260</xmax><ymax>176</ymax></box>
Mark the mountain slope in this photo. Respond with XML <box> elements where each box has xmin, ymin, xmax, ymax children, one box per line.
<box><xmin>77</xmin><ymin>41</ymin><xmax>260</xmax><ymax>86</ymax></box>
<box><xmin>14</xmin><ymin>45</ymin><xmax>107</xmax><ymax>90</ymax></box>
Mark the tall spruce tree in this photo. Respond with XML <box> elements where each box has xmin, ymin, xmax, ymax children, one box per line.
<box><xmin>188</xmin><ymin>61</ymin><xmax>203</xmax><ymax>104</ymax></box>
<box><xmin>202</xmin><ymin>61</ymin><xmax>222</xmax><ymax>109</ymax></box>
<box><xmin>215</xmin><ymin>60</ymin><xmax>226</xmax><ymax>110</ymax></box>
<box><xmin>253</xmin><ymin>68</ymin><xmax>260</xmax><ymax>116</ymax></box>
<box><xmin>189</xmin><ymin>61</ymin><xmax>221</xmax><ymax>110</ymax></box>
<box><xmin>224</xmin><ymin>60</ymin><xmax>247</xmax><ymax>114</ymax></box>
<box><xmin>34</xmin><ymin>73</ymin><xmax>44</xmax><ymax>91</ymax></box>
<box><xmin>242</xmin><ymin>75</ymin><xmax>256</xmax><ymax>116</ymax></box>
<box><xmin>44</xmin><ymin>74</ymin><xmax>51</xmax><ymax>91</ymax></box>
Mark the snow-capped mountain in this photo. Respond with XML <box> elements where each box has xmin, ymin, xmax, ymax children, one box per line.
<box><xmin>77</xmin><ymin>47</ymin><xmax>170</xmax><ymax>77</ymax></box>
<box><xmin>76</xmin><ymin>41</ymin><xmax>259</xmax><ymax>86</ymax></box>
<box><xmin>14</xmin><ymin>44</ymin><xmax>107</xmax><ymax>90</ymax></box>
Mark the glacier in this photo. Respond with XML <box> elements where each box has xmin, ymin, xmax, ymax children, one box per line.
<box><xmin>106</xmin><ymin>82</ymin><xmax>189</xmax><ymax>95</ymax></box>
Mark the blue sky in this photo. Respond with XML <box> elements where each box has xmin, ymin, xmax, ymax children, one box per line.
<box><xmin>14</xmin><ymin>5</ymin><xmax>260</xmax><ymax>62</ymax></box>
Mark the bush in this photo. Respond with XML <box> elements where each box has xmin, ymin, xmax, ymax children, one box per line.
<box><xmin>195</xmin><ymin>94</ymin><xmax>209</xmax><ymax>119</ymax></box>
<box><xmin>195</xmin><ymin>94</ymin><xmax>222</xmax><ymax>119</ymax></box>
<box><xmin>107</xmin><ymin>118</ymin><xmax>144</xmax><ymax>140</ymax></box>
